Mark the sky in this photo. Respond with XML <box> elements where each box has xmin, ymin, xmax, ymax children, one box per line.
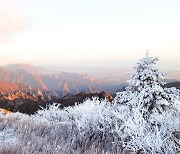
<box><xmin>0</xmin><ymin>0</ymin><xmax>180</xmax><ymax>68</ymax></box>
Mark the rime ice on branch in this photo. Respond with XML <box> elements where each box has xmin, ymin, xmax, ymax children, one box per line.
<box><xmin>115</xmin><ymin>52</ymin><xmax>180</xmax><ymax>112</ymax></box>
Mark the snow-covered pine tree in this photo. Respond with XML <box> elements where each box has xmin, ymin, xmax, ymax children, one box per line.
<box><xmin>115</xmin><ymin>52</ymin><xmax>180</xmax><ymax>112</ymax></box>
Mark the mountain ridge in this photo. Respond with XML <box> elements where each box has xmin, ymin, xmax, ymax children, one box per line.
<box><xmin>0</xmin><ymin>65</ymin><xmax>116</xmax><ymax>96</ymax></box>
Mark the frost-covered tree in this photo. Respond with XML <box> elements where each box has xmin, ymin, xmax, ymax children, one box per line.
<box><xmin>115</xmin><ymin>52</ymin><xmax>180</xmax><ymax>112</ymax></box>
<box><xmin>113</xmin><ymin>52</ymin><xmax>180</xmax><ymax>153</ymax></box>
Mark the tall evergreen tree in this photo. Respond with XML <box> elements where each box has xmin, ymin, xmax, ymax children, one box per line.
<box><xmin>115</xmin><ymin>52</ymin><xmax>180</xmax><ymax>112</ymax></box>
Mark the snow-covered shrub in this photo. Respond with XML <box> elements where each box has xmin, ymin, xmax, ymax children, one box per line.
<box><xmin>0</xmin><ymin>98</ymin><xmax>179</xmax><ymax>153</ymax></box>
<box><xmin>0</xmin><ymin>99</ymin><xmax>126</xmax><ymax>153</ymax></box>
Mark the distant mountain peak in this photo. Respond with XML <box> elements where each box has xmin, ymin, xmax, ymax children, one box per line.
<box><xmin>4</xmin><ymin>64</ymin><xmax>53</xmax><ymax>75</ymax></box>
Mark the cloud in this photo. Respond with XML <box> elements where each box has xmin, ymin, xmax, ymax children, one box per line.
<box><xmin>0</xmin><ymin>0</ymin><xmax>29</xmax><ymax>44</ymax></box>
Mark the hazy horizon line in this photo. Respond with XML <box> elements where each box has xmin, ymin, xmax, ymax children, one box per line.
<box><xmin>1</xmin><ymin>62</ymin><xmax>180</xmax><ymax>70</ymax></box>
